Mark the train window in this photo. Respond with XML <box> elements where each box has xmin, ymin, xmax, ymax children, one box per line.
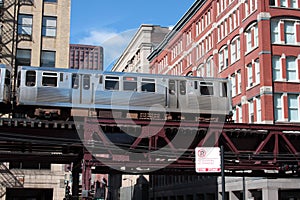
<box><xmin>220</xmin><ymin>82</ymin><xmax>228</xmax><ymax>97</ymax></box>
<box><xmin>42</xmin><ymin>72</ymin><xmax>57</xmax><ymax>87</ymax></box>
<box><xmin>59</xmin><ymin>73</ymin><xmax>63</xmax><ymax>82</ymax></box>
<box><xmin>194</xmin><ymin>81</ymin><xmax>198</xmax><ymax>90</ymax></box>
<box><xmin>200</xmin><ymin>82</ymin><xmax>214</xmax><ymax>95</ymax></box>
<box><xmin>180</xmin><ymin>81</ymin><xmax>186</xmax><ymax>95</ymax></box>
<box><xmin>17</xmin><ymin>71</ymin><xmax>21</xmax><ymax>88</ymax></box>
<box><xmin>142</xmin><ymin>78</ymin><xmax>155</xmax><ymax>92</ymax></box>
<box><xmin>123</xmin><ymin>77</ymin><xmax>137</xmax><ymax>91</ymax></box>
<box><xmin>25</xmin><ymin>71</ymin><xmax>36</xmax><ymax>87</ymax></box>
<box><xmin>169</xmin><ymin>80</ymin><xmax>175</xmax><ymax>95</ymax></box>
<box><xmin>72</xmin><ymin>74</ymin><xmax>79</xmax><ymax>89</ymax></box>
<box><xmin>105</xmin><ymin>76</ymin><xmax>119</xmax><ymax>90</ymax></box>
<box><xmin>5</xmin><ymin>70</ymin><xmax>10</xmax><ymax>85</ymax></box>
<box><xmin>83</xmin><ymin>75</ymin><xmax>90</xmax><ymax>90</ymax></box>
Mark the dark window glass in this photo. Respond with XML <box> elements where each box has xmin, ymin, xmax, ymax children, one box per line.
<box><xmin>5</xmin><ymin>70</ymin><xmax>10</xmax><ymax>85</ymax></box>
<box><xmin>142</xmin><ymin>82</ymin><xmax>155</xmax><ymax>92</ymax></box>
<box><xmin>59</xmin><ymin>73</ymin><xmax>63</xmax><ymax>82</ymax></box>
<box><xmin>16</xmin><ymin>49</ymin><xmax>31</xmax><ymax>66</ymax></box>
<box><xmin>200</xmin><ymin>82</ymin><xmax>214</xmax><ymax>95</ymax></box>
<box><xmin>44</xmin><ymin>0</ymin><xmax>57</xmax><ymax>2</ymax></box>
<box><xmin>194</xmin><ymin>81</ymin><xmax>198</xmax><ymax>90</ymax></box>
<box><xmin>221</xmin><ymin>82</ymin><xmax>228</xmax><ymax>97</ymax></box>
<box><xmin>123</xmin><ymin>77</ymin><xmax>137</xmax><ymax>91</ymax></box>
<box><xmin>42</xmin><ymin>72</ymin><xmax>57</xmax><ymax>87</ymax></box>
<box><xmin>25</xmin><ymin>71</ymin><xmax>36</xmax><ymax>87</ymax></box>
<box><xmin>169</xmin><ymin>80</ymin><xmax>175</xmax><ymax>95</ymax></box>
<box><xmin>17</xmin><ymin>71</ymin><xmax>21</xmax><ymax>88</ymax></box>
<box><xmin>179</xmin><ymin>81</ymin><xmax>186</xmax><ymax>95</ymax></box>
<box><xmin>83</xmin><ymin>75</ymin><xmax>90</xmax><ymax>90</ymax></box>
<box><xmin>41</xmin><ymin>51</ymin><xmax>55</xmax><ymax>67</ymax></box>
<box><xmin>72</xmin><ymin>74</ymin><xmax>79</xmax><ymax>89</ymax></box>
<box><xmin>270</xmin><ymin>0</ymin><xmax>275</xmax><ymax>6</ymax></box>
<box><xmin>105</xmin><ymin>76</ymin><xmax>119</xmax><ymax>90</ymax></box>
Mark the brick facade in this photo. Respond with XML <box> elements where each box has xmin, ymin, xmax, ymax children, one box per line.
<box><xmin>148</xmin><ymin>0</ymin><xmax>300</xmax><ymax>124</ymax></box>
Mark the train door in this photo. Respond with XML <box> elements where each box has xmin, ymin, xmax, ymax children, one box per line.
<box><xmin>168</xmin><ymin>80</ymin><xmax>187</xmax><ymax>110</ymax></box>
<box><xmin>71</xmin><ymin>74</ymin><xmax>93</xmax><ymax>105</ymax></box>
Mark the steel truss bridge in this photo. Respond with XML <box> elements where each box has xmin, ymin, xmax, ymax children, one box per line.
<box><xmin>0</xmin><ymin>117</ymin><xmax>300</xmax><ymax>197</ymax></box>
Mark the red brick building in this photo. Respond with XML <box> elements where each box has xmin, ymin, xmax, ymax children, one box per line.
<box><xmin>148</xmin><ymin>0</ymin><xmax>300</xmax><ymax>124</ymax></box>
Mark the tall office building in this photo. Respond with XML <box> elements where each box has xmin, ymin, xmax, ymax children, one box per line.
<box><xmin>69</xmin><ymin>44</ymin><xmax>104</xmax><ymax>70</ymax></box>
<box><xmin>148</xmin><ymin>0</ymin><xmax>300</xmax><ymax>199</ymax></box>
<box><xmin>0</xmin><ymin>0</ymin><xmax>71</xmax><ymax>199</ymax></box>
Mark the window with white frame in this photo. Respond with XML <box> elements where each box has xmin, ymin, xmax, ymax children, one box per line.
<box><xmin>291</xmin><ymin>0</ymin><xmax>298</xmax><ymax>8</ymax></box>
<box><xmin>247</xmin><ymin>63</ymin><xmax>253</xmax><ymax>87</ymax></box>
<box><xmin>187</xmin><ymin>52</ymin><xmax>192</xmax><ymax>67</ymax></box>
<box><xmin>196</xmin><ymin>20</ymin><xmax>201</xmax><ymax>36</ymax></box>
<box><xmin>271</xmin><ymin>19</ymin><xmax>280</xmax><ymax>43</ymax></box>
<box><xmin>285</xmin><ymin>21</ymin><xmax>296</xmax><ymax>44</ymax></box>
<box><xmin>254</xmin><ymin>59</ymin><xmax>260</xmax><ymax>84</ymax></box>
<box><xmin>286</xmin><ymin>56</ymin><xmax>297</xmax><ymax>81</ymax></box>
<box><xmin>231</xmin><ymin>37</ymin><xmax>240</xmax><ymax>63</ymax></box>
<box><xmin>249</xmin><ymin>100</ymin><xmax>254</xmax><ymax>123</ymax></box>
<box><xmin>288</xmin><ymin>94</ymin><xmax>299</xmax><ymax>121</ymax></box>
<box><xmin>197</xmin><ymin>64</ymin><xmax>205</xmax><ymax>77</ymax></box>
<box><xmin>42</xmin><ymin>16</ymin><xmax>57</xmax><ymax>37</ymax></box>
<box><xmin>219</xmin><ymin>46</ymin><xmax>228</xmax><ymax>71</ymax></box>
<box><xmin>245</xmin><ymin>23</ymin><xmax>258</xmax><ymax>52</ymax></box>
<box><xmin>237</xmin><ymin>70</ymin><xmax>242</xmax><ymax>94</ymax></box>
<box><xmin>256</xmin><ymin>97</ymin><xmax>261</xmax><ymax>122</ymax></box>
<box><xmin>206</xmin><ymin>57</ymin><xmax>214</xmax><ymax>77</ymax></box>
<box><xmin>244</xmin><ymin>0</ymin><xmax>257</xmax><ymax>18</ymax></box>
<box><xmin>18</xmin><ymin>14</ymin><xmax>33</xmax><ymax>36</ymax></box>
<box><xmin>274</xmin><ymin>94</ymin><xmax>283</xmax><ymax>121</ymax></box>
<box><xmin>232</xmin><ymin>107</ymin><xmax>237</xmax><ymax>122</ymax></box>
<box><xmin>237</xmin><ymin>105</ymin><xmax>243</xmax><ymax>123</ymax></box>
<box><xmin>186</xmin><ymin>30</ymin><xmax>192</xmax><ymax>46</ymax></box>
<box><xmin>231</xmin><ymin>74</ymin><xmax>236</xmax><ymax>96</ymax></box>
<box><xmin>272</xmin><ymin>56</ymin><xmax>281</xmax><ymax>81</ymax></box>
<box><xmin>281</xmin><ymin>0</ymin><xmax>288</xmax><ymax>7</ymax></box>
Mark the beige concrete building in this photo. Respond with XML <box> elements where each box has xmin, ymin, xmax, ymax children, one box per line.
<box><xmin>112</xmin><ymin>24</ymin><xmax>170</xmax><ymax>73</ymax></box>
<box><xmin>1</xmin><ymin>0</ymin><xmax>70</xmax><ymax>74</ymax></box>
<box><xmin>0</xmin><ymin>0</ymin><xmax>71</xmax><ymax>199</ymax></box>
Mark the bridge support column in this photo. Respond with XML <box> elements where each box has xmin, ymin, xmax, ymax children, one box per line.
<box><xmin>72</xmin><ymin>160</ymin><xmax>81</xmax><ymax>198</ymax></box>
<box><xmin>82</xmin><ymin>153</ymin><xmax>93</xmax><ymax>200</ymax></box>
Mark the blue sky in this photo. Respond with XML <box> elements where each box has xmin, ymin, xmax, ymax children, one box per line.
<box><xmin>70</xmin><ymin>0</ymin><xmax>195</xmax><ymax>69</ymax></box>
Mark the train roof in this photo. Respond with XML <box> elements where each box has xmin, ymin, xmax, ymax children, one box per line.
<box><xmin>0</xmin><ymin>64</ymin><xmax>12</xmax><ymax>71</ymax></box>
<box><xmin>18</xmin><ymin>66</ymin><xmax>228</xmax><ymax>81</ymax></box>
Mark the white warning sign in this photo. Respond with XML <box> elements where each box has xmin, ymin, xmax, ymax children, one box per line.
<box><xmin>195</xmin><ymin>147</ymin><xmax>221</xmax><ymax>173</ymax></box>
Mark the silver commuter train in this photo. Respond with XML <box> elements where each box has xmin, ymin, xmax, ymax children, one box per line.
<box><xmin>0</xmin><ymin>64</ymin><xmax>12</xmax><ymax>112</ymax></box>
<box><xmin>15</xmin><ymin>66</ymin><xmax>232</xmax><ymax>120</ymax></box>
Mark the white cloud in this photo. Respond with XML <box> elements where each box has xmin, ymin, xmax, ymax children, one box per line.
<box><xmin>78</xmin><ymin>29</ymin><xmax>136</xmax><ymax>70</ymax></box>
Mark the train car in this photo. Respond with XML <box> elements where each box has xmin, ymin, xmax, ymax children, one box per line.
<box><xmin>0</xmin><ymin>64</ymin><xmax>12</xmax><ymax>114</ymax></box>
<box><xmin>15</xmin><ymin>66</ymin><xmax>232</xmax><ymax>120</ymax></box>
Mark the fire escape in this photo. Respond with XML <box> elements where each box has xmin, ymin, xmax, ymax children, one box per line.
<box><xmin>0</xmin><ymin>0</ymin><xmax>34</xmax><ymax>78</ymax></box>
<box><xmin>0</xmin><ymin>163</ymin><xmax>24</xmax><ymax>197</ymax></box>
<box><xmin>0</xmin><ymin>0</ymin><xmax>34</xmax><ymax>197</ymax></box>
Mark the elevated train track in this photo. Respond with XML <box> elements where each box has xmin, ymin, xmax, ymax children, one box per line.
<box><xmin>0</xmin><ymin>117</ymin><xmax>298</xmax><ymax>176</ymax></box>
